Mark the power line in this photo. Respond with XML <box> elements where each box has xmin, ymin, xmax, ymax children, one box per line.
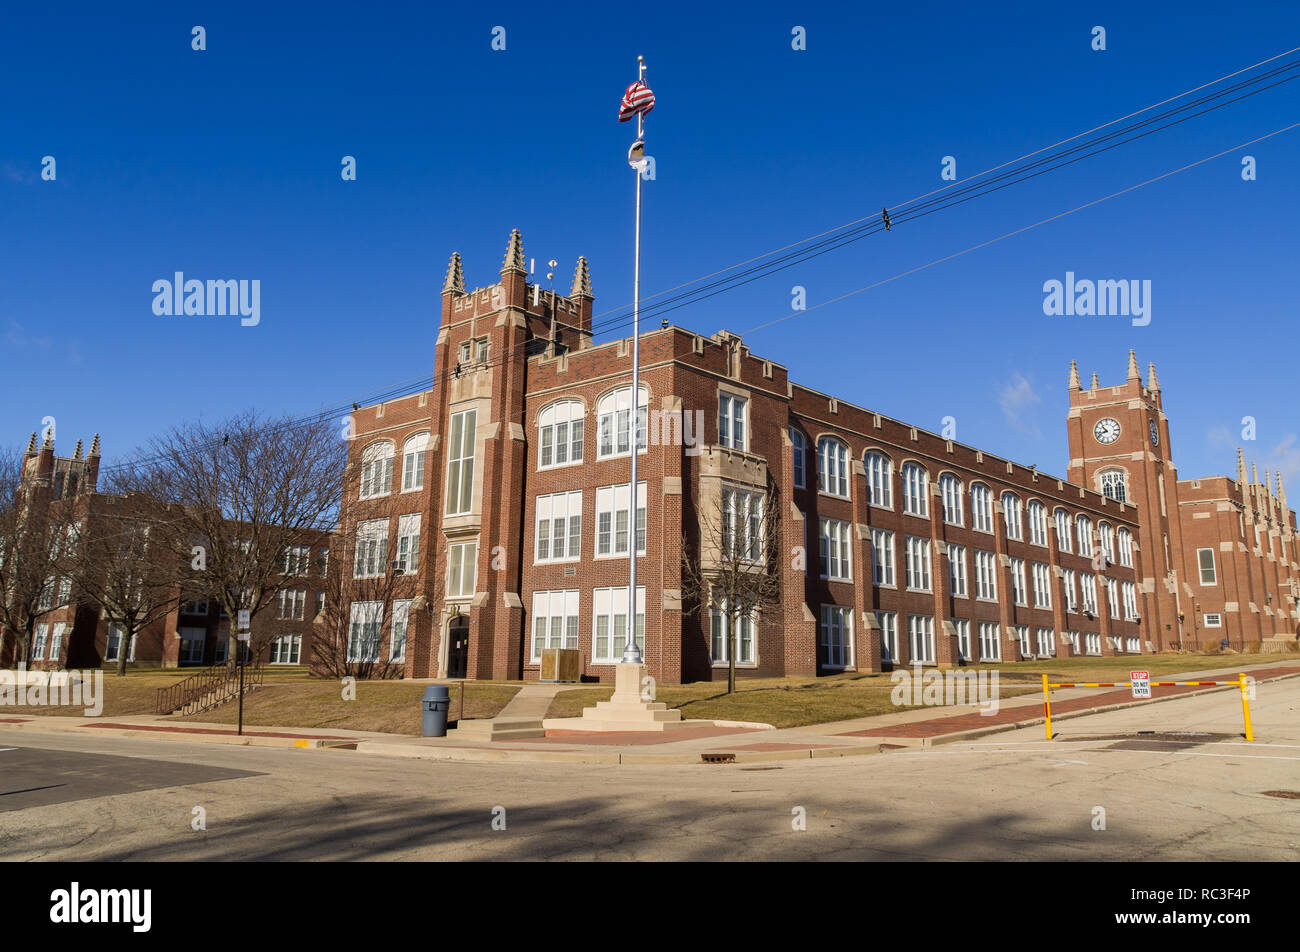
<box><xmin>742</xmin><ymin>122</ymin><xmax>1300</xmax><ymax>336</ymax></box>
<box><xmin>88</xmin><ymin>48</ymin><xmax>1300</xmax><ymax>473</ymax></box>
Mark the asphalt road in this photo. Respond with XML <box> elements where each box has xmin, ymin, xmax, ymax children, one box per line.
<box><xmin>2</xmin><ymin>677</ymin><xmax>1297</xmax><ymax>861</ymax></box>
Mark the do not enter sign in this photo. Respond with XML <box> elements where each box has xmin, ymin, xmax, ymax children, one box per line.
<box><xmin>1131</xmin><ymin>670</ymin><xmax>1151</xmax><ymax>699</ymax></box>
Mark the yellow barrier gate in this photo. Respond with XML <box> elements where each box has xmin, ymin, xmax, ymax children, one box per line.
<box><xmin>1040</xmin><ymin>672</ymin><xmax>1254</xmax><ymax>741</ymax></box>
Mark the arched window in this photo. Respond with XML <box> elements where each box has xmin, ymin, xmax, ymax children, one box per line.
<box><xmin>1117</xmin><ymin>527</ymin><xmax>1134</xmax><ymax>567</ymax></box>
<box><xmin>1054</xmin><ymin>508</ymin><xmax>1072</xmax><ymax>553</ymax></box>
<box><xmin>790</xmin><ymin>428</ymin><xmax>807</xmax><ymax>489</ymax></box>
<box><xmin>360</xmin><ymin>441</ymin><xmax>394</xmax><ymax>500</ymax></box>
<box><xmin>939</xmin><ymin>474</ymin><xmax>963</xmax><ymax>525</ymax></box>
<box><xmin>1028</xmin><ymin>500</ymin><xmax>1047</xmax><ymax>545</ymax></box>
<box><xmin>971</xmin><ymin>483</ymin><xmax>993</xmax><ymax>532</ymax></box>
<box><xmin>1076</xmin><ymin>515</ymin><xmax>1094</xmax><ymax>557</ymax></box>
<box><xmin>1002</xmin><ymin>492</ymin><xmax>1023</xmax><ymax>540</ymax></box>
<box><xmin>817</xmin><ymin>438</ymin><xmax>850</xmax><ymax>498</ymax></box>
<box><xmin>402</xmin><ymin>433</ymin><xmax>429</xmax><ymax>491</ymax></box>
<box><xmin>597</xmin><ymin>386</ymin><xmax>648</xmax><ymax>459</ymax></box>
<box><xmin>901</xmin><ymin>462</ymin><xmax>928</xmax><ymax>517</ymax></box>
<box><xmin>539</xmin><ymin>400</ymin><xmax>585</xmax><ymax>469</ymax></box>
<box><xmin>1099</xmin><ymin>469</ymin><xmax>1127</xmax><ymax>503</ymax></box>
<box><xmin>865</xmin><ymin>451</ymin><xmax>893</xmax><ymax>507</ymax></box>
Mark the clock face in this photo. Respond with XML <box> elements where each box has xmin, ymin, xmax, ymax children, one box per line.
<box><xmin>1149</xmin><ymin>419</ymin><xmax>1159</xmax><ymax>446</ymax></box>
<box><xmin>1094</xmin><ymin>418</ymin><xmax>1121</xmax><ymax>444</ymax></box>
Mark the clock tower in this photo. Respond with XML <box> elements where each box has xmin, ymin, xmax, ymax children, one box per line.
<box><xmin>1066</xmin><ymin>351</ymin><xmax>1187</xmax><ymax>650</ymax></box>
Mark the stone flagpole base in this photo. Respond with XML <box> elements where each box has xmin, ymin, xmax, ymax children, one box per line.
<box><xmin>542</xmin><ymin>662</ymin><xmax>690</xmax><ymax>733</ymax></box>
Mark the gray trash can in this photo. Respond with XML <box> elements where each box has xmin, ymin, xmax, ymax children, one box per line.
<box><xmin>422</xmin><ymin>685</ymin><xmax>451</xmax><ymax>737</ymax></box>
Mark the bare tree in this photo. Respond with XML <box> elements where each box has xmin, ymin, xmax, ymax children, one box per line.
<box><xmin>63</xmin><ymin>480</ymin><xmax>188</xmax><ymax>676</ymax></box>
<box><xmin>0</xmin><ymin>447</ymin><xmax>79</xmax><ymax>668</ymax></box>
<box><xmin>681</xmin><ymin>484</ymin><xmax>783</xmax><ymax>694</ymax></box>
<box><xmin>126</xmin><ymin>411</ymin><xmax>351</xmax><ymax>668</ymax></box>
<box><xmin>310</xmin><ymin>492</ymin><xmax>436</xmax><ymax>679</ymax></box>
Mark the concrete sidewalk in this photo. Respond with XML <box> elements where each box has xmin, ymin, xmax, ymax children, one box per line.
<box><xmin>3</xmin><ymin>660</ymin><xmax>1295</xmax><ymax>765</ymax></box>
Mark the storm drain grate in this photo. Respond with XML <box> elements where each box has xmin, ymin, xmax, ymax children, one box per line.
<box><xmin>701</xmin><ymin>753</ymin><xmax>737</xmax><ymax>764</ymax></box>
<box><xmin>1261</xmin><ymin>790</ymin><xmax>1300</xmax><ymax>800</ymax></box>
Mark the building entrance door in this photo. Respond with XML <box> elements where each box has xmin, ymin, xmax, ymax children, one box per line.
<box><xmin>447</xmin><ymin>618</ymin><xmax>469</xmax><ymax>679</ymax></box>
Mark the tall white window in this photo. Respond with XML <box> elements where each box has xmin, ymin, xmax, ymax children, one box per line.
<box><xmin>718</xmin><ymin>394</ymin><xmax>747</xmax><ymax>451</ymax></box>
<box><xmin>1054</xmin><ymin>508</ymin><xmax>1072</xmax><ymax>552</ymax></box>
<box><xmin>597</xmin><ymin>386</ymin><xmax>648</xmax><ymax>459</ymax></box>
<box><xmin>538</xmin><ymin>401</ymin><xmax>585</xmax><ymax>469</ymax></box>
<box><xmin>1076</xmin><ymin>515</ymin><xmax>1093</xmax><ymax>557</ymax></box>
<box><xmin>871</xmin><ymin>529</ymin><xmax>895</xmax><ymax>586</ymax></box>
<box><xmin>596</xmin><ymin>483</ymin><xmax>647</xmax><ymax>557</ymax></box>
<box><xmin>1028</xmin><ymin>501</ymin><xmax>1047</xmax><ymax>546</ymax></box>
<box><xmin>1010</xmin><ymin>557</ymin><xmax>1027</xmax><ymax>605</ymax></box>
<box><xmin>905</xmin><ymin>536</ymin><xmax>931</xmax><ymax>592</ymax></box>
<box><xmin>711</xmin><ymin>599</ymin><xmax>756</xmax><ymax>665</ymax></box>
<box><xmin>790</xmin><ymin>428</ymin><xmax>807</xmax><ymax>489</ymax></box>
<box><xmin>940</xmin><ymin>474</ymin><xmax>963</xmax><ymax>525</ymax></box>
<box><xmin>819</xmin><ymin>518</ymin><xmax>852</xmax><ymax>580</ymax></box>
<box><xmin>908</xmin><ymin>614</ymin><xmax>935</xmax><ymax>664</ymax></box>
<box><xmin>1198</xmin><ymin>548</ymin><xmax>1217</xmax><ymax>584</ymax></box>
<box><xmin>1106</xmin><ymin>578</ymin><xmax>1119</xmax><ymax>618</ymax></box>
<box><xmin>390</xmin><ymin>599</ymin><xmax>411</xmax><ymax>661</ymax></box>
<box><xmin>402</xmin><ymin>433</ymin><xmax>429</xmax><ymax>491</ymax></box>
<box><xmin>901</xmin><ymin>463</ymin><xmax>928</xmax><ymax>517</ymax></box>
<box><xmin>353</xmin><ymin>519</ymin><xmax>388</xmax><ymax>579</ymax></box>
<box><xmin>978</xmin><ymin>622</ymin><xmax>1001</xmax><ymax>661</ymax></box>
<box><xmin>531</xmin><ymin>590</ymin><xmax>580</xmax><ymax>660</ymax></box>
<box><xmin>865</xmin><ymin>451</ymin><xmax>892</xmax><ymax>507</ymax></box>
<box><xmin>1081</xmin><ymin>573</ymin><xmax>1098</xmax><ymax>614</ymax></box>
<box><xmin>347</xmin><ymin>601</ymin><xmax>383</xmax><ymax>662</ymax></box>
<box><xmin>447</xmin><ymin>542</ymin><xmax>477</xmax><ymax>598</ymax></box>
<box><xmin>1085</xmin><ymin>632</ymin><xmax>1102</xmax><ymax>655</ymax></box>
<box><xmin>360</xmin><ymin>441</ymin><xmax>394</xmax><ymax>500</ymax></box>
<box><xmin>535</xmin><ymin>491</ymin><xmax>583</xmax><ymax>564</ymax></box>
<box><xmin>946</xmin><ymin>543</ymin><xmax>967</xmax><ymax>597</ymax></box>
<box><xmin>49</xmin><ymin>622</ymin><xmax>65</xmax><ymax>661</ymax></box>
<box><xmin>592</xmin><ymin>586</ymin><xmax>645</xmax><ymax>663</ymax></box>
<box><xmin>1032</xmin><ymin>562</ymin><xmax>1052</xmax><ymax>609</ymax></box>
<box><xmin>818</xmin><ymin>438</ymin><xmax>850</xmax><ymax>498</ymax></box>
<box><xmin>33</xmin><ymin>623</ymin><xmax>48</xmax><ymax>660</ymax></box>
<box><xmin>445</xmin><ymin>410</ymin><xmax>477</xmax><ymax>515</ymax></box>
<box><xmin>1099</xmin><ymin>469</ymin><xmax>1127</xmax><ymax>503</ymax></box>
<box><xmin>396</xmin><ymin>513</ymin><xmax>421</xmax><ymax>574</ymax></box>
<box><xmin>1118</xmin><ymin>528</ymin><xmax>1134</xmax><ymax>567</ymax></box>
<box><xmin>975</xmin><ymin>550</ymin><xmax>998</xmax><ymax>600</ymax></box>
<box><xmin>1099</xmin><ymin>523</ymin><xmax>1115</xmax><ymax>562</ymax></box>
<box><xmin>971</xmin><ymin>484</ymin><xmax>993</xmax><ymax>532</ymax></box>
<box><xmin>1015</xmin><ymin>625</ymin><xmax>1031</xmax><ymax>657</ymax></box>
<box><xmin>953</xmin><ymin>619</ymin><xmax>971</xmax><ymax>661</ymax></box>
<box><xmin>820</xmin><ymin>605</ymin><xmax>853</xmax><ymax>668</ymax></box>
<box><xmin>724</xmin><ymin>489</ymin><xmax>764</xmax><ymax>562</ymax></box>
<box><xmin>1002</xmin><ymin>492</ymin><xmax>1023</xmax><ymax>540</ymax></box>
<box><xmin>1036</xmin><ymin>627</ymin><xmax>1055</xmax><ymax>657</ymax></box>
<box><xmin>1122</xmin><ymin>581</ymin><xmax>1139</xmax><ymax>620</ymax></box>
<box><xmin>1063</xmin><ymin>568</ymin><xmax>1077</xmax><ymax>613</ymax></box>
<box><xmin>877</xmin><ymin>611</ymin><xmax>898</xmax><ymax>665</ymax></box>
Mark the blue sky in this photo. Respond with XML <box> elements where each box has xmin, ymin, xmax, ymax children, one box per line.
<box><xmin>3</xmin><ymin>1</ymin><xmax>1298</xmax><ymax>485</ymax></box>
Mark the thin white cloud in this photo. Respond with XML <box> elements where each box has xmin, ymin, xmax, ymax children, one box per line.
<box><xmin>1265</xmin><ymin>434</ymin><xmax>1300</xmax><ymax>486</ymax></box>
<box><xmin>996</xmin><ymin>372</ymin><xmax>1043</xmax><ymax>439</ymax></box>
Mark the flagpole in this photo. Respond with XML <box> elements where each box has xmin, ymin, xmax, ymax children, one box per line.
<box><xmin>623</xmin><ymin>53</ymin><xmax>646</xmax><ymax>665</ymax></box>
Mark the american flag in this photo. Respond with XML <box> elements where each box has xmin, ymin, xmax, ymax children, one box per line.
<box><xmin>618</xmin><ymin>80</ymin><xmax>655</xmax><ymax>122</ymax></box>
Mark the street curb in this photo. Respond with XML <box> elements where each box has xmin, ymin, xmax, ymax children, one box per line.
<box><xmin>904</xmin><ymin>670</ymin><xmax>1300</xmax><ymax>747</ymax></box>
<box><xmin>0</xmin><ymin>718</ymin><xmax>339</xmax><ymax>749</ymax></box>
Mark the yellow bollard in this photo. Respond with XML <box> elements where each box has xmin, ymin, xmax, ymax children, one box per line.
<box><xmin>1239</xmin><ymin>673</ymin><xmax>1254</xmax><ymax>742</ymax></box>
<box><xmin>1042</xmin><ymin>674</ymin><xmax>1053</xmax><ymax>740</ymax></box>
